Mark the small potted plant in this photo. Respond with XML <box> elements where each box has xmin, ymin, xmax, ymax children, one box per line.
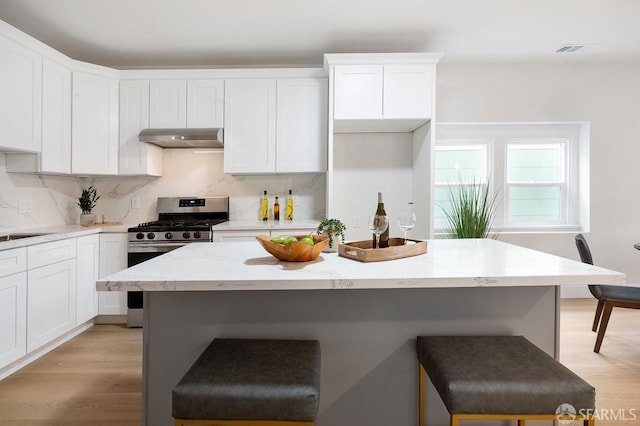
<box><xmin>316</xmin><ymin>218</ymin><xmax>346</xmax><ymax>252</ymax></box>
<box><xmin>77</xmin><ymin>186</ymin><xmax>100</xmax><ymax>226</ymax></box>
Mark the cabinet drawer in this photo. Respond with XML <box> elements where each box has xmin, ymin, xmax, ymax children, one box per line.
<box><xmin>28</xmin><ymin>238</ymin><xmax>76</xmax><ymax>269</ymax></box>
<box><xmin>0</xmin><ymin>247</ymin><xmax>27</xmax><ymax>278</ymax></box>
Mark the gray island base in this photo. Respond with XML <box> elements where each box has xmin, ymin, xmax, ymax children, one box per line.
<box><xmin>98</xmin><ymin>239</ymin><xmax>625</xmax><ymax>426</ymax></box>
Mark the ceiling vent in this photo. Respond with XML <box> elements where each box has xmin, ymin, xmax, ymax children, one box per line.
<box><xmin>555</xmin><ymin>44</ymin><xmax>597</xmax><ymax>54</ymax></box>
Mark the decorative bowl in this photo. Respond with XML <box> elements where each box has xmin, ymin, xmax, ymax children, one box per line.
<box><xmin>256</xmin><ymin>235</ymin><xmax>329</xmax><ymax>262</ymax></box>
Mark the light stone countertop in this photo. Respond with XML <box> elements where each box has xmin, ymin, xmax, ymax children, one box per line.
<box><xmin>0</xmin><ymin>223</ymin><xmax>132</xmax><ymax>251</ymax></box>
<box><xmin>97</xmin><ymin>238</ymin><xmax>626</xmax><ymax>292</ymax></box>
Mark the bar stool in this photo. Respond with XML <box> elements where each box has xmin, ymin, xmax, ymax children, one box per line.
<box><xmin>172</xmin><ymin>338</ymin><xmax>321</xmax><ymax>426</ymax></box>
<box><xmin>416</xmin><ymin>335</ymin><xmax>596</xmax><ymax>426</ymax></box>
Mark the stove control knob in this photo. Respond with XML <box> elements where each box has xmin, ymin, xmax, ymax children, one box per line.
<box><xmin>165</xmin><ymin>232</ymin><xmax>173</xmax><ymax>240</ymax></box>
<box><xmin>182</xmin><ymin>231</ymin><xmax>191</xmax><ymax>239</ymax></box>
<box><xmin>194</xmin><ymin>231</ymin><xmax>202</xmax><ymax>239</ymax></box>
<box><xmin>147</xmin><ymin>232</ymin><xmax>156</xmax><ymax>240</ymax></box>
<box><xmin>136</xmin><ymin>232</ymin><xmax>144</xmax><ymax>240</ymax></box>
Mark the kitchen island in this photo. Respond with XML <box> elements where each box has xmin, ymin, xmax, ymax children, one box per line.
<box><xmin>98</xmin><ymin>239</ymin><xmax>625</xmax><ymax>426</ymax></box>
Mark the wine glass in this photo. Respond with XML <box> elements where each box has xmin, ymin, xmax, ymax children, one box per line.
<box><xmin>369</xmin><ymin>215</ymin><xmax>389</xmax><ymax>249</ymax></box>
<box><xmin>397</xmin><ymin>212</ymin><xmax>416</xmax><ymax>244</ymax></box>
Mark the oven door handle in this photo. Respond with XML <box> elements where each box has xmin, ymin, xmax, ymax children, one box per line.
<box><xmin>128</xmin><ymin>243</ymin><xmax>188</xmax><ymax>253</ymax></box>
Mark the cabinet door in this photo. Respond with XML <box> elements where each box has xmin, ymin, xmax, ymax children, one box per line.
<box><xmin>119</xmin><ymin>80</ymin><xmax>162</xmax><ymax>176</ymax></box>
<box><xmin>72</xmin><ymin>71</ymin><xmax>119</xmax><ymax>175</ymax></box>
<box><xmin>0</xmin><ymin>34</ymin><xmax>41</xmax><ymax>152</ymax></box>
<box><xmin>333</xmin><ymin>65</ymin><xmax>383</xmax><ymax>120</ymax></box>
<box><xmin>383</xmin><ymin>64</ymin><xmax>434</xmax><ymax>119</ymax></box>
<box><xmin>76</xmin><ymin>234</ymin><xmax>99</xmax><ymax>325</ymax></box>
<box><xmin>0</xmin><ymin>272</ymin><xmax>27</xmax><ymax>369</ymax></box>
<box><xmin>27</xmin><ymin>259</ymin><xmax>76</xmax><ymax>352</ymax></box>
<box><xmin>187</xmin><ymin>79</ymin><xmax>224</xmax><ymax>128</ymax></box>
<box><xmin>98</xmin><ymin>233</ymin><xmax>127</xmax><ymax>315</ymax></box>
<box><xmin>276</xmin><ymin>78</ymin><xmax>328</xmax><ymax>173</ymax></box>
<box><xmin>149</xmin><ymin>80</ymin><xmax>187</xmax><ymax>128</ymax></box>
<box><xmin>41</xmin><ymin>57</ymin><xmax>72</xmax><ymax>173</ymax></box>
<box><xmin>224</xmin><ymin>79</ymin><xmax>276</xmax><ymax>174</ymax></box>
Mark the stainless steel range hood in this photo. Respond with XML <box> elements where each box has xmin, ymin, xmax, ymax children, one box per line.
<box><xmin>138</xmin><ymin>128</ymin><xmax>223</xmax><ymax>148</ymax></box>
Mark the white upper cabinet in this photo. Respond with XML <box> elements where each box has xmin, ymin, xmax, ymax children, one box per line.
<box><xmin>150</xmin><ymin>79</ymin><xmax>223</xmax><ymax>128</ymax></box>
<box><xmin>41</xmin><ymin>57</ymin><xmax>72</xmax><ymax>173</ymax></box>
<box><xmin>71</xmin><ymin>70</ymin><xmax>119</xmax><ymax>175</ymax></box>
<box><xmin>149</xmin><ymin>80</ymin><xmax>187</xmax><ymax>128</ymax></box>
<box><xmin>119</xmin><ymin>80</ymin><xmax>162</xmax><ymax>176</ymax></box>
<box><xmin>276</xmin><ymin>78</ymin><xmax>328</xmax><ymax>173</ymax></box>
<box><xmin>187</xmin><ymin>80</ymin><xmax>224</xmax><ymax>128</ymax></box>
<box><xmin>333</xmin><ymin>65</ymin><xmax>383</xmax><ymax>120</ymax></box>
<box><xmin>0</xmin><ymin>32</ymin><xmax>42</xmax><ymax>152</ymax></box>
<box><xmin>383</xmin><ymin>64</ymin><xmax>433</xmax><ymax>119</ymax></box>
<box><xmin>224</xmin><ymin>79</ymin><xmax>277</xmax><ymax>174</ymax></box>
<box><xmin>326</xmin><ymin>53</ymin><xmax>441</xmax><ymax>132</ymax></box>
<box><xmin>5</xmin><ymin>56</ymin><xmax>73</xmax><ymax>174</ymax></box>
<box><xmin>225</xmin><ymin>77</ymin><xmax>327</xmax><ymax>174</ymax></box>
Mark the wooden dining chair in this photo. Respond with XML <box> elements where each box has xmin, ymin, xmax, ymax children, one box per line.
<box><xmin>574</xmin><ymin>234</ymin><xmax>640</xmax><ymax>352</ymax></box>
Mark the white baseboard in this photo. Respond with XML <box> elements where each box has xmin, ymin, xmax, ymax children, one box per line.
<box><xmin>0</xmin><ymin>321</ymin><xmax>94</xmax><ymax>381</ymax></box>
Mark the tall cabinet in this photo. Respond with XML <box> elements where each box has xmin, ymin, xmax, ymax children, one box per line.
<box><xmin>324</xmin><ymin>53</ymin><xmax>442</xmax><ymax>239</ymax></box>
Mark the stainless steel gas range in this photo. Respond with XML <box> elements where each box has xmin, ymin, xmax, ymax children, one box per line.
<box><xmin>126</xmin><ymin>196</ymin><xmax>229</xmax><ymax>327</ymax></box>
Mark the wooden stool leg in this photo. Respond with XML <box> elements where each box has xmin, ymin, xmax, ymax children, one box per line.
<box><xmin>518</xmin><ymin>420</ymin><xmax>526</xmax><ymax>426</ymax></box>
<box><xmin>419</xmin><ymin>363</ymin><xmax>426</xmax><ymax>426</ymax></box>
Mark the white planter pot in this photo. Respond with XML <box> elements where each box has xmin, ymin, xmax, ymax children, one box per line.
<box><xmin>80</xmin><ymin>213</ymin><xmax>96</xmax><ymax>226</ymax></box>
<box><xmin>322</xmin><ymin>232</ymin><xmax>343</xmax><ymax>253</ymax></box>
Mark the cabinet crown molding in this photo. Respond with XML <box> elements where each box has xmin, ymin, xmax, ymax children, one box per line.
<box><xmin>324</xmin><ymin>52</ymin><xmax>443</xmax><ymax>68</ymax></box>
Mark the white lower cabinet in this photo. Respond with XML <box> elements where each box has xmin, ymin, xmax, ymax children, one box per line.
<box><xmin>98</xmin><ymin>233</ymin><xmax>127</xmax><ymax>315</ymax></box>
<box><xmin>212</xmin><ymin>229</ymin><xmax>270</xmax><ymax>242</ymax></box>
<box><xmin>27</xmin><ymin>259</ymin><xmax>76</xmax><ymax>352</ymax></box>
<box><xmin>0</xmin><ymin>272</ymin><xmax>27</xmax><ymax>369</ymax></box>
<box><xmin>76</xmin><ymin>234</ymin><xmax>99</xmax><ymax>325</ymax></box>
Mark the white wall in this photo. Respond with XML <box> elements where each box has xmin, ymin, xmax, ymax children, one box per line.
<box><xmin>0</xmin><ymin>149</ymin><xmax>325</xmax><ymax>233</ymax></box>
<box><xmin>436</xmin><ymin>60</ymin><xmax>640</xmax><ymax>295</ymax></box>
<box><xmin>332</xmin><ymin>132</ymin><xmax>414</xmax><ymax>241</ymax></box>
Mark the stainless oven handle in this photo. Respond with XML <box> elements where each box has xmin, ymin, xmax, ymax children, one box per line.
<box><xmin>128</xmin><ymin>243</ymin><xmax>188</xmax><ymax>253</ymax></box>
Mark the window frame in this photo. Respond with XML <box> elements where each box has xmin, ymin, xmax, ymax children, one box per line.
<box><xmin>434</xmin><ymin>123</ymin><xmax>585</xmax><ymax>234</ymax></box>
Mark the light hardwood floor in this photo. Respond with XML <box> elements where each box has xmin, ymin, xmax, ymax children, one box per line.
<box><xmin>0</xmin><ymin>299</ymin><xmax>637</xmax><ymax>425</ymax></box>
<box><xmin>0</xmin><ymin>325</ymin><xmax>142</xmax><ymax>425</ymax></box>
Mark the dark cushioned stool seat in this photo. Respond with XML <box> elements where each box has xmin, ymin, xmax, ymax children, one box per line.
<box><xmin>416</xmin><ymin>335</ymin><xmax>595</xmax><ymax>425</ymax></box>
<box><xmin>172</xmin><ymin>338</ymin><xmax>321</xmax><ymax>424</ymax></box>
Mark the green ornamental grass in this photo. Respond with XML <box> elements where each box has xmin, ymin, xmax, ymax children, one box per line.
<box><xmin>443</xmin><ymin>181</ymin><xmax>497</xmax><ymax>239</ymax></box>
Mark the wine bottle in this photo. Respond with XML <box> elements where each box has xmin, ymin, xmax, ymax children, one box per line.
<box><xmin>261</xmin><ymin>190</ymin><xmax>269</xmax><ymax>221</ymax></box>
<box><xmin>274</xmin><ymin>196</ymin><xmax>280</xmax><ymax>221</ymax></box>
<box><xmin>286</xmin><ymin>189</ymin><xmax>294</xmax><ymax>221</ymax></box>
<box><xmin>372</xmin><ymin>192</ymin><xmax>389</xmax><ymax>248</ymax></box>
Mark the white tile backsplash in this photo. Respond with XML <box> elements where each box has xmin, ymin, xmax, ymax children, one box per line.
<box><xmin>0</xmin><ymin>149</ymin><xmax>325</xmax><ymax>232</ymax></box>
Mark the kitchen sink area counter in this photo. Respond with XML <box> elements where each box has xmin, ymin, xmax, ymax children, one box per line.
<box><xmin>97</xmin><ymin>239</ymin><xmax>624</xmax><ymax>426</ymax></box>
<box><xmin>0</xmin><ymin>223</ymin><xmax>131</xmax><ymax>251</ymax></box>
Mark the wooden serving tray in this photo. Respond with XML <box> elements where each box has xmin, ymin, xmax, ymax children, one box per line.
<box><xmin>338</xmin><ymin>238</ymin><xmax>427</xmax><ymax>262</ymax></box>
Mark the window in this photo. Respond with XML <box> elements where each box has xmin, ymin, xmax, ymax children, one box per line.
<box><xmin>435</xmin><ymin>123</ymin><xmax>587</xmax><ymax>233</ymax></box>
